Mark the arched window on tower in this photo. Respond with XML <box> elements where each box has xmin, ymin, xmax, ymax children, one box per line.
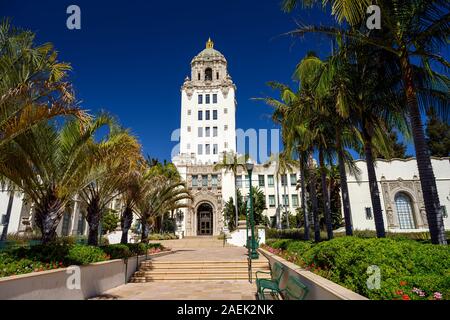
<box><xmin>198</xmin><ymin>73</ymin><xmax>201</xmax><ymax>81</ymax></box>
<box><xmin>216</xmin><ymin>72</ymin><xmax>219</xmax><ymax>80</ymax></box>
<box><xmin>205</xmin><ymin>68</ymin><xmax>212</xmax><ymax>81</ymax></box>
<box><xmin>394</xmin><ymin>192</ymin><xmax>416</xmax><ymax>229</ymax></box>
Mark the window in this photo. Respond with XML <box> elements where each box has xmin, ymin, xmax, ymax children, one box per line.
<box><xmin>77</xmin><ymin>213</ymin><xmax>86</xmax><ymax>235</ymax></box>
<box><xmin>213</xmin><ymin>110</ymin><xmax>218</xmax><ymax>120</ymax></box>
<box><xmin>213</xmin><ymin>126</ymin><xmax>218</xmax><ymax>137</ymax></box>
<box><xmin>206</xmin><ymin>94</ymin><xmax>210</xmax><ymax>104</ymax></box>
<box><xmin>205</xmin><ymin>68</ymin><xmax>212</xmax><ymax>81</ymax></box>
<box><xmin>213</xmin><ymin>94</ymin><xmax>218</xmax><ymax>103</ymax></box>
<box><xmin>205</xmin><ymin>144</ymin><xmax>210</xmax><ymax>155</ymax></box>
<box><xmin>268</xmin><ymin>175</ymin><xmax>274</xmax><ymax>187</ymax></box>
<box><xmin>205</xmin><ymin>127</ymin><xmax>210</xmax><ymax>137</ymax></box>
<box><xmin>395</xmin><ymin>193</ymin><xmax>416</xmax><ymax>229</ymax></box>
<box><xmin>441</xmin><ymin>206</ymin><xmax>448</xmax><ymax>219</ymax></box>
<box><xmin>258</xmin><ymin>175</ymin><xmax>265</xmax><ymax>187</ymax></box>
<box><xmin>224</xmin><ymin>142</ymin><xmax>228</xmax><ymax>148</ymax></box>
<box><xmin>224</xmin><ymin>125</ymin><xmax>228</xmax><ymax>131</ymax></box>
<box><xmin>365</xmin><ymin>207</ymin><xmax>373</xmax><ymax>220</ymax></box>
<box><xmin>245</xmin><ymin>175</ymin><xmax>250</xmax><ymax>188</ymax></box>
<box><xmin>192</xmin><ymin>175</ymin><xmax>198</xmax><ymax>187</ymax></box>
<box><xmin>224</xmin><ymin>108</ymin><xmax>228</xmax><ymax>114</ymax></box>
<box><xmin>213</xmin><ymin>144</ymin><xmax>218</xmax><ymax>155</ymax></box>
<box><xmin>282</xmin><ymin>195</ymin><xmax>289</xmax><ymax>206</ymax></box>
<box><xmin>198</xmin><ymin>94</ymin><xmax>203</xmax><ymax>104</ymax></box>
<box><xmin>198</xmin><ymin>127</ymin><xmax>203</xmax><ymax>137</ymax></box>
<box><xmin>206</xmin><ymin>110</ymin><xmax>210</xmax><ymax>120</ymax></box>
<box><xmin>290</xmin><ymin>174</ymin><xmax>297</xmax><ymax>186</ymax></box>
<box><xmin>216</xmin><ymin>72</ymin><xmax>219</xmax><ymax>80</ymax></box>
<box><xmin>198</xmin><ymin>144</ymin><xmax>203</xmax><ymax>155</ymax></box>
<box><xmin>61</xmin><ymin>212</ymin><xmax>71</xmax><ymax>236</ymax></box>
<box><xmin>198</xmin><ymin>110</ymin><xmax>203</xmax><ymax>120</ymax></box>
<box><xmin>269</xmin><ymin>195</ymin><xmax>276</xmax><ymax>208</ymax></box>
<box><xmin>202</xmin><ymin>175</ymin><xmax>208</xmax><ymax>187</ymax></box>
<box><xmin>281</xmin><ymin>174</ymin><xmax>288</xmax><ymax>186</ymax></box>
<box><xmin>187</xmin><ymin>126</ymin><xmax>191</xmax><ymax>132</ymax></box>
<box><xmin>211</xmin><ymin>175</ymin><xmax>218</xmax><ymax>187</ymax></box>
<box><xmin>236</xmin><ymin>176</ymin><xmax>242</xmax><ymax>188</ymax></box>
<box><xmin>187</xmin><ymin>143</ymin><xmax>191</xmax><ymax>150</ymax></box>
<box><xmin>198</xmin><ymin>73</ymin><xmax>201</xmax><ymax>81</ymax></box>
<box><xmin>187</xmin><ymin>110</ymin><xmax>191</xmax><ymax>116</ymax></box>
<box><xmin>292</xmin><ymin>195</ymin><xmax>299</xmax><ymax>207</ymax></box>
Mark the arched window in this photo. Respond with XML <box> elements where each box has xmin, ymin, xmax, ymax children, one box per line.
<box><xmin>395</xmin><ymin>192</ymin><xmax>416</xmax><ymax>229</ymax></box>
<box><xmin>198</xmin><ymin>73</ymin><xmax>201</xmax><ymax>81</ymax></box>
<box><xmin>205</xmin><ymin>68</ymin><xmax>212</xmax><ymax>81</ymax></box>
<box><xmin>216</xmin><ymin>72</ymin><xmax>219</xmax><ymax>80</ymax></box>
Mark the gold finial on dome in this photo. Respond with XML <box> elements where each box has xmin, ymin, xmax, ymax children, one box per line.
<box><xmin>206</xmin><ymin>37</ymin><xmax>214</xmax><ymax>49</ymax></box>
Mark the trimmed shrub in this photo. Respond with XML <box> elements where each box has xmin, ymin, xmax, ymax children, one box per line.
<box><xmin>101</xmin><ymin>244</ymin><xmax>133</xmax><ymax>259</ymax></box>
<box><xmin>65</xmin><ymin>245</ymin><xmax>108</xmax><ymax>265</ymax></box>
<box><xmin>126</xmin><ymin>243</ymin><xmax>148</xmax><ymax>255</ymax></box>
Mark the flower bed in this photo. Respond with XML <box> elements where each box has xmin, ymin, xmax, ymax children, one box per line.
<box><xmin>0</xmin><ymin>242</ymin><xmax>166</xmax><ymax>278</ymax></box>
<box><xmin>263</xmin><ymin>237</ymin><xmax>450</xmax><ymax>300</ymax></box>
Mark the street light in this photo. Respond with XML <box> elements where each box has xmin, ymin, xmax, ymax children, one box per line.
<box><xmin>245</xmin><ymin>159</ymin><xmax>259</xmax><ymax>259</ymax></box>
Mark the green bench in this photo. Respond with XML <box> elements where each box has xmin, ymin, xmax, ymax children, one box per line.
<box><xmin>256</xmin><ymin>262</ymin><xmax>309</xmax><ymax>300</ymax></box>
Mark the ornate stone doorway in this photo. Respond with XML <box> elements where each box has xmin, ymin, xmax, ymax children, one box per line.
<box><xmin>197</xmin><ymin>203</ymin><xmax>213</xmax><ymax>235</ymax></box>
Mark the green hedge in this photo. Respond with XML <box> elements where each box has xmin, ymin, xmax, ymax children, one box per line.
<box><xmin>265</xmin><ymin>237</ymin><xmax>450</xmax><ymax>300</ymax></box>
<box><xmin>148</xmin><ymin>233</ymin><xmax>178</xmax><ymax>240</ymax></box>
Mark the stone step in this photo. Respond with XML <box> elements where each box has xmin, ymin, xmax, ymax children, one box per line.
<box><xmin>130</xmin><ymin>273</ymin><xmax>271</xmax><ymax>282</ymax></box>
<box><xmin>139</xmin><ymin>265</ymin><xmax>268</xmax><ymax>271</ymax></box>
<box><xmin>140</xmin><ymin>260</ymin><xmax>268</xmax><ymax>265</ymax></box>
<box><xmin>134</xmin><ymin>267</ymin><xmax>269</xmax><ymax>275</ymax></box>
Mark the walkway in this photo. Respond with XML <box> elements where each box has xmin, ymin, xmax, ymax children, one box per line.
<box><xmin>92</xmin><ymin>237</ymin><xmax>265</xmax><ymax>300</ymax></box>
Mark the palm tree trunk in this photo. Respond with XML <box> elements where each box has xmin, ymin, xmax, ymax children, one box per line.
<box><xmin>299</xmin><ymin>152</ymin><xmax>310</xmax><ymax>240</ymax></box>
<box><xmin>309</xmin><ymin>167</ymin><xmax>320</xmax><ymax>242</ymax></box>
<box><xmin>319</xmin><ymin>148</ymin><xmax>333</xmax><ymax>240</ymax></box>
<box><xmin>120</xmin><ymin>205</ymin><xmax>133</xmax><ymax>244</ymax></box>
<box><xmin>400</xmin><ymin>54</ymin><xmax>446</xmax><ymax>245</ymax></box>
<box><xmin>362</xmin><ymin>125</ymin><xmax>386</xmax><ymax>238</ymax></box>
<box><xmin>34</xmin><ymin>195</ymin><xmax>65</xmax><ymax>244</ymax></box>
<box><xmin>141</xmin><ymin>219</ymin><xmax>149</xmax><ymax>243</ymax></box>
<box><xmin>0</xmin><ymin>191</ymin><xmax>15</xmax><ymax>241</ymax></box>
<box><xmin>86</xmin><ymin>199</ymin><xmax>101</xmax><ymax>246</ymax></box>
<box><xmin>283</xmin><ymin>173</ymin><xmax>289</xmax><ymax>229</ymax></box>
<box><xmin>336</xmin><ymin>133</ymin><xmax>353</xmax><ymax>236</ymax></box>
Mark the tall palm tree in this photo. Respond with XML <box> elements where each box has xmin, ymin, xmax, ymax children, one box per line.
<box><xmin>0</xmin><ymin>20</ymin><xmax>83</xmax><ymax>148</ymax></box>
<box><xmin>214</xmin><ymin>151</ymin><xmax>249</xmax><ymax>229</ymax></box>
<box><xmin>80</xmin><ymin>123</ymin><xmax>143</xmax><ymax>245</ymax></box>
<box><xmin>284</xmin><ymin>0</ymin><xmax>450</xmax><ymax>244</ymax></box>
<box><xmin>0</xmin><ymin>116</ymin><xmax>111</xmax><ymax>243</ymax></box>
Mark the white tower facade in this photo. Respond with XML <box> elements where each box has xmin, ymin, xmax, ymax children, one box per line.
<box><xmin>179</xmin><ymin>38</ymin><xmax>236</xmax><ymax>164</ymax></box>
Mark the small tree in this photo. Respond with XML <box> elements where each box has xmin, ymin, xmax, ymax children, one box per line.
<box><xmin>101</xmin><ymin>209</ymin><xmax>120</xmax><ymax>235</ymax></box>
<box><xmin>426</xmin><ymin>109</ymin><xmax>450</xmax><ymax>157</ymax></box>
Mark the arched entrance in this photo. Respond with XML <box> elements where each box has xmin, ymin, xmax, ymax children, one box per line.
<box><xmin>197</xmin><ymin>203</ymin><xmax>213</xmax><ymax>235</ymax></box>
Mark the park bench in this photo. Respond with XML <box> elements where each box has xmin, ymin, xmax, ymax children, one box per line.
<box><xmin>256</xmin><ymin>262</ymin><xmax>309</xmax><ymax>300</ymax></box>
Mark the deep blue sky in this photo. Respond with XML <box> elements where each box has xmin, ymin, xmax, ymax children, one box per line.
<box><xmin>2</xmin><ymin>0</ymin><xmax>419</xmax><ymax>161</ymax></box>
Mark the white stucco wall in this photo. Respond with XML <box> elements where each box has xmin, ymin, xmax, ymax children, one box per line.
<box><xmin>345</xmin><ymin>158</ymin><xmax>450</xmax><ymax>232</ymax></box>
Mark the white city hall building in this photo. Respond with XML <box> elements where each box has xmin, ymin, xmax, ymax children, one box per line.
<box><xmin>0</xmin><ymin>40</ymin><xmax>449</xmax><ymax>239</ymax></box>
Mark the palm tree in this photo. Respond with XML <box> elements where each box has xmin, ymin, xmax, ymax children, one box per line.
<box><xmin>0</xmin><ymin>116</ymin><xmax>111</xmax><ymax>243</ymax></box>
<box><xmin>80</xmin><ymin>123</ymin><xmax>143</xmax><ymax>245</ymax></box>
<box><xmin>136</xmin><ymin>171</ymin><xmax>192</xmax><ymax>243</ymax></box>
<box><xmin>284</xmin><ymin>0</ymin><xmax>450</xmax><ymax>244</ymax></box>
<box><xmin>214</xmin><ymin>151</ymin><xmax>249</xmax><ymax>228</ymax></box>
<box><xmin>0</xmin><ymin>20</ymin><xmax>83</xmax><ymax>148</ymax></box>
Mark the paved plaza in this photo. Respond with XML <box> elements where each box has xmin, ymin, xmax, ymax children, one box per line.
<box><xmin>93</xmin><ymin>237</ymin><xmax>263</xmax><ymax>300</ymax></box>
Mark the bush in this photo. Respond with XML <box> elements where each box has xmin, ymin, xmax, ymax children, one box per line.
<box><xmin>101</xmin><ymin>244</ymin><xmax>133</xmax><ymax>259</ymax></box>
<box><xmin>265</xmin><ymin>237</ymin><xmax>450</xmax><ymax>300</ymax></box>
<box><xmin>126</xmin><ymin>243</ymin><xmax>148</xmax><ymax>255</ymax></box>
<box><xmin>266</xmin><ymin>228</ymin><xmax>328</xmax><ymax>241</ymax></box>
<box><xmin>65</xmin><ymin>245</ymin><xmax>108</xmax><ymax>265</ymax></box>
<box><xmin>148</xmin><ymin>233</ymin><xmax>178</xmax><ymax>240</ymax></box>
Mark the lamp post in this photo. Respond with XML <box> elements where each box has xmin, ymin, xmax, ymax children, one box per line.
<box><xmin>246</xmin><ymin>160</ymin><xmax>259</xmax><ymax>259</ymax></box>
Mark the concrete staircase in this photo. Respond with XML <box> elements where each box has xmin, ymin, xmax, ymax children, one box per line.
<box><xmin>130</xmin><ymin>259</ymin><xmax>271</xmax><ymax>282</ymax></box>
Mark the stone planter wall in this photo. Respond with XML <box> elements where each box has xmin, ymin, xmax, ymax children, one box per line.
<box><xmin>258</xmin><ymin>248</ymin><xmax>368</xmax><ymax>300</ymax></box>
<box><xmin>0</xmin><ymin>250</ymin><xmax>173</xmax><ymax>300</ymax></box>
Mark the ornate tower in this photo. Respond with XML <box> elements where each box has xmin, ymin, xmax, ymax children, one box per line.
<box><xmin>178</xmin><ymin>38</ymin><xmax>237</xmax><ymax>164</ymax></box>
